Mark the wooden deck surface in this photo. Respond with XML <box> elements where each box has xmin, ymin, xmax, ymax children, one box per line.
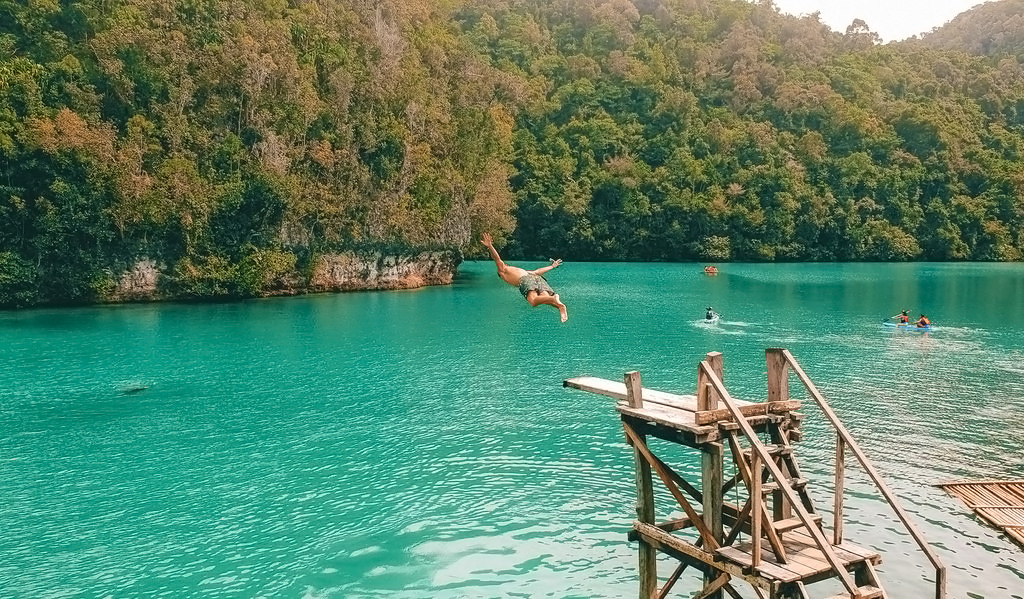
<box><xmin>939</xmin><ymin>480</ymin><xmax>1024</xmax><ymax>547</ymax></box>
<box><xmin>716</xmin><ymin>528</ymin><xmax>881</xmax><ymax>584</ymax></box>
<box><xmin>563</xmin><ymin>376</ymin><xmax>801</xmax><ymax>434</ymax></box>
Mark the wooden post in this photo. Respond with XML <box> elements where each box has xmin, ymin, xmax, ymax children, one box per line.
<box><xmin>625</xmin><ymin>371</ymin><xmax>644</xmax><ymax>409</ymax></box>
<box><xmin>698</xmin><ymin>352</ymin><xmax>724</xmax><ymax>411</ymax></box>
<box><xmin>833</xmin><ymin>434</ymin><xmax>845</xmax><ymax>546</ymax></box>
<box><xmin>767</xmin><ymin>349</ymin><xmax>791</xmax><ymax>521</ymax></box>
<box><xmin>702</xmin><ymin>441</ymin><xmax>724</xmax><ymax>598</ymax></box>
<box><xmin>751</xmin><ymin>451</ymin><xmax>762</xmax><ymax>568</ymax></box>
<box><xmin>626</xmin><ymin>372</ymin><xmax>656</xmax><ymax>598</ymax></box>
<box><xmin>766</xmin><ymin>349</ymin><xmax>789</xmax><ymax>403</ymax></box>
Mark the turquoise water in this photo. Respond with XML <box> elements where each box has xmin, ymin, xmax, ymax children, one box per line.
<box><xmin>2</xmin><ymin>261</ymin><xmax>1023</xmax><ymax>598</ymax></box>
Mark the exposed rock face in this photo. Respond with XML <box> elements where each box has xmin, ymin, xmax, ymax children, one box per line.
<box><xmin>105</xmin><ymin>250</ymin><xmax>462</xmax><ymax>303</ymax></box>
<box><xmin>112</xmin><ymin>259</ymin><xmax>160</xmax><ymax>300</ymax></box>
<box><xmin>309</xmin><ymin>250</ymin><xmax>462</xmax><ymax>291</ymax></box>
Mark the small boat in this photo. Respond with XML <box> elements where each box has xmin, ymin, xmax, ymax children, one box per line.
<box><xmin>704</xmin><ymin>265</ymin><xmax>719</xmax><ymax>275</ymax></box>
<box><xmin>703</xmin><ymin>315</ymin><xmax>720</xmax><ymax>325</ymax></box>
<box><xmin>882</xmin><ymin>322</ymin><xmax>932</xmax><ymax>332</ymax></box>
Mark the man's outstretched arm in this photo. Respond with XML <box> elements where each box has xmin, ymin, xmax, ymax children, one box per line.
<box><xmin>481</xmin><ymin>233</ymin><xmax>508</xmax><ymax>269</ymax></box>
<box><xmin>529</xmin><ymin>259</ymin><xmax>562</xmax><ymax>276</ymax></box>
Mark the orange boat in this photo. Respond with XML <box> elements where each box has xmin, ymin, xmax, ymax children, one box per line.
<box><xmin>704</xmin><ymin>265</ymin><xmax>719</xmax><ymax>275</ymax></box>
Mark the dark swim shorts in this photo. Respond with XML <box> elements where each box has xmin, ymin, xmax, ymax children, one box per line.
<box><xmin>518</xmin><ymin>273</ymin><xmax>554</xmax><ymax>298</ymax></box>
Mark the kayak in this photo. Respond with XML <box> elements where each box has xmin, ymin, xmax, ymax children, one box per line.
<box><xmin>703</xmin><ymin>315</ymin><xmax>720</xmax><ymax>325</ymax></box>
<box><xmin>883</xmin><ymin>322</ymin><xmax>932</xmax><ymax>332</ymax></box>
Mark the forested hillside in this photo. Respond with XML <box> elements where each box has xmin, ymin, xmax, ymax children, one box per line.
<box><xmin>2</xmin><ymin>0</ymin><xmax>1024</xmax><ymax>307</ymax></box>
<box><xmin>922</xmin><ymin>0</ymin><xmax>1024</xmax><ymax>59</ymax></box>
<box><xmin>0</xmin><ymin>0</ymin><xmax>515</xmax><ymax>306</ymax></box>
<box><xmin>458</xmin><ymin>0</ymin><xmax>1024</xmax><ymax>261</ymax></box>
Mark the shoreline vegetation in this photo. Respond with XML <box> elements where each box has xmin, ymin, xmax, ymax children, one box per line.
<box><xmin>2</xmin><ymin>0</ymin><xmax>1024</xmax><ymax>308</ymax></box>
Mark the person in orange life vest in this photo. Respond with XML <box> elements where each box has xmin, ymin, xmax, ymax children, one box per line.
<box><xmin>915</xmin><ymin>314</ymin><xmax>931</xmax><ymax>328</ymax></box>
<box><xmin>898</xmin><ymin>309</ymin><xmax>910</xmax><ymax>324</ymax></box>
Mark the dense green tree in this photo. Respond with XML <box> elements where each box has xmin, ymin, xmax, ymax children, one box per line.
<box><xmin>2</xmin><ymin>0</ymin><xmax>1024</xmax><ymax>308</ymax></box>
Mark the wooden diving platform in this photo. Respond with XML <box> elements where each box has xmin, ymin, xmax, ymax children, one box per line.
<box><xmin>564</xmin><ymin>351</ymin><xmax>803</xmax><ymax>446</ymax></box>
<box><xmin>564</xmin><ymin>349</ymin><xmax>946</xmax><ymax>599</ymax></box>
<box><xmin>939</xmin><ymin>479</ymin><xmax>1024</xmax><ymax>547</ymax></box>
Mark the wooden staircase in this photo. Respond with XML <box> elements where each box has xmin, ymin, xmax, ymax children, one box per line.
<box><xmin>564</xmin><ymin>349</ymin><xmax>946</xmax><ymax>599</ymax></box>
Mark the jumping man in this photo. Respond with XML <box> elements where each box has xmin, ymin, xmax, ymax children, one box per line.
<box><xmin>481</xmin><ymin>233</ymin><xmax>568</xmax><ymax>322</ymax></box>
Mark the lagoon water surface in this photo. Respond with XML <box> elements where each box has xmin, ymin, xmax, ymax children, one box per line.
<box><xmin>1</xmin><ymin>262</ymin><xmax>1023</xmax><ymax>598</ymax></box>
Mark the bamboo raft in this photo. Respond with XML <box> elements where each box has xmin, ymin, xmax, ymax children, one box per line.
<box><xmin>564</xmin><ymin>349</ymin><xmax>946</xmax><ymax>599</ymax></box>
<box><xmin>938</xmin><ymin>480</ymin><xmax>1024</xmax><ymax>547</ymax></box>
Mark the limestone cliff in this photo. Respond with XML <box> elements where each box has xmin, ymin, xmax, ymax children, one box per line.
<box><xmin>109</xmin><ymin>250</ymin><xmax>462</xmax><ymax>302</ymax></box>
<box><xmin>308</xmin><ymin>250</ymin><xmax>462</xmax><ymax>292</ymax></box>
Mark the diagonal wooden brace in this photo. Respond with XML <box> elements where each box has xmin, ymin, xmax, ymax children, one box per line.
<box><xmin>623</xmin><ymin>422</ymin><xmax>720</xmax><ymax>550</ymax></box>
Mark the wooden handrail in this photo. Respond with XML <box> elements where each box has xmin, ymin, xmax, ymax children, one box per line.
<box><xmin>699</xmin><ymin>361</ymin><xmax>861</xmax><ymax>596</ymax></box>
<box><xmin>773</xmin><ymin>349</ymin><xmax>947</xmax><ymax>599</ymax></box>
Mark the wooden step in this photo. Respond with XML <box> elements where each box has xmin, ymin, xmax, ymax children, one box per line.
<box><xmin>761</xmin><ymin>477</ymin><xmax>808</xmax><ymax>493</ymax></box>
<box><xmin>824</xmin><ymin>585</ymin><xmax>883</xmax><ymax>599</ymax></box>
<box><xmin>770</xmin><ymin>514</ymin><xmax>822</xmax><ymax>532</ymax></box>
<box><xmin>742</xmin><ymin>444</ymin><xmax>793</xmax><ymax>458</ymax></box>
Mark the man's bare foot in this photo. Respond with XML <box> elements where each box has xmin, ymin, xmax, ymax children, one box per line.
<box><xmin>554</xmin><ymin>294</ymin><xmax>568</xmax><ymax>322</ymax></box>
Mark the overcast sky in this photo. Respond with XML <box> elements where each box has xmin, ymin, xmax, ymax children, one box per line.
<box><xmin>767</xmin><ymin>0</ymin><xmax>987</xmax><ymax>42</ymax></box>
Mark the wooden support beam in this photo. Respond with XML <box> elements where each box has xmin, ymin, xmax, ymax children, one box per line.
<box><xmin>723</xmin><ymin>496</ymin><xmax>752</xmax><ymax>547</ymax></box>
<box><xmin>695</xmin><ymin>572</ymin><xmax>731</xmax><ymax>599</ymax></box>
<box><xmin>622</xmin><ymin>421</ymin><xmax>720</xmax><ymax>548</ymax></box>
<box><xmin>703</xmin><ymin>441</ymin><xmax>725</xmax><ymax>599</ymax></box>
<box><xmin>657</xmin><ymin>561</ymin><xmax>688</xmax><ymax>599</ymax></box>
<box><xmin>695</xmin><ymin>400</ymin><xmax>802</xmax><ymax>426</ymax></box>
<box><xmin>632</xmin><ymin>521</ymin><xmax>774</xmax><ymax>593</ymax></box>
<box><xmin>650</xmin><ymin>450</ymin><xmax>703</xmax><ymax>504</ymax></box>
<box><xmin>722</xmin><ymin>468</ymin><xmax>744</xmax><ymax>497</ymax></box>
<box><xmin>624</xmin><ymin>424</ymin><xmax>720</xmax><ymax>550</ymax></box>
<box><xmin>751</xmin><ymin>450</ymin><xmax>762</xmax><ymax>568</ymax></box>
<box><xmin>626</xmin><ymin>373</ymin><xmax>657</xmax><ymax>599</ymax></box>
<box><xmin>834</xmin><ymin>435</ymin><xmax>845</xmax><ymax>546</ymax></box>
<box><xmin>725</xmin><ymin>432</ymin><xmax>789</xmax><ymax>563</ymax></box>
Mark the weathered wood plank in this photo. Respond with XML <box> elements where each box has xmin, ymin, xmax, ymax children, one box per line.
<box><xmin>715</xmin><ymin>546</ymin><xmax>805</xmax><ymax>583</ymax></box>
<box><xmin>699</xmin><ymin>360</ymin><xmax>859</xmax><ymax>595</ymax></box>
<box><xmin>565</xmin><ymin>376</ymin><xmax>708</xmax><ymax>409</ymax></box>
<box><xmin>695</xmin><ymin>400</ymin><xmax>802</xmax><ymax>425</ymax></box>
<box><xmin>633</xmin><ymin>522</ymin><xmax>775</xmax><ymax>591</ymax></box>
<box><xmin>564</xmin><ymin>376</ymin><xmax>801</xmax><ymax>426</ymax></box>
<box><xmin>785</xmin><ymin>530</ymin><xmax>881</xmax><ymax>564</ymax></box>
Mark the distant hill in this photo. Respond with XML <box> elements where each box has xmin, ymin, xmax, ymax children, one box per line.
<box><xmin>922</xmin><ymin>0</ymin><xmax>1024</xmax><ymax>59</ymax></box>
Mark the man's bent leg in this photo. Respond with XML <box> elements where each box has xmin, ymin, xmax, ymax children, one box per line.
<box><xmin>526</xmin><ymin>291</ymin><xmax>569</xmax><ymax>322</ymax></box>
